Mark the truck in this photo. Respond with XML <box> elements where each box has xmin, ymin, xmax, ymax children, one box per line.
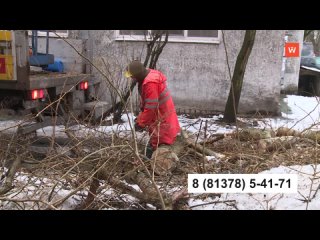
<box><xmin>0</xmin><ymin>30</ymin><xmax>102</xmax><ymax>133</ymax></box>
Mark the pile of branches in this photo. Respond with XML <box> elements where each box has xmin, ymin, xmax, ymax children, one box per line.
<box><xmin>1</xmin><ymin>116</ymin><xmax>320</xmax><ymax>210</ymax></box>
<box><xmin>203</xmin><ymin>127</ymin><xmax>320</xmax><ymax>174</ymax></box>
<box><xmin>0</xmin><ymin>119</ymin><xmax>214</xmax><ymax>210</ymax></box>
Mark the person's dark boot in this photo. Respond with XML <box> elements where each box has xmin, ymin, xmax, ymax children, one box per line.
<box><xmin>146</xmin><ymin>145</ymin><xmax>153</xmax><ymax>159</ymax></box>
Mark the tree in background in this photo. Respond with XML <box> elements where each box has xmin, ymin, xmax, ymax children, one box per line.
<box><xmin>101</xmin><ymin>30</ymin><xmax>169</xmax><ymax>123</ymax></box>
<box><xmin>223</xmin><ymin>30</ymin><xmax>256</xmax><ymax>123</ymax></box>
<box><xmin>304</xmin><ymin>30</ymin><xmax>320</xmax><ymax>56</ymax></box>
<box><xmin>304</xmin><ymin>30</ymin><xmax>314</xmax><ymax>41</ymax></box>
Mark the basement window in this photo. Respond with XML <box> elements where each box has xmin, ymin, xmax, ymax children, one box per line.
<box><xmin>115</xmin><ymin>30</ymin><xmax>220</xmax><ymax>44</ymax></box>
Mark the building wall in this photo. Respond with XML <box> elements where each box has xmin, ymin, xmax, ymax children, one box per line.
<box><xmin>87</xmin><ymin>30</ymin><xmax>287</xmax><ymax>115</ymax></box>
<box><xmin>282</xmin><ymin>30</ymin><xmax>304</xmax><ymax>93</ymax></box>
<box><xmin>41</xmin><ymin>30</ymin><xmax>297</xmax><ymax>115</ymax></box>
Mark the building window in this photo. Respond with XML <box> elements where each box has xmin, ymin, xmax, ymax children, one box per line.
<box><xmin>119</xmin><ymin>30</ymin><xmax>147</xmax><ymax>36</ymax></box>
<box><xmin>28</xmin><ymin>30</ymin><xmax>69</xmax><ymax>38</ymax></box>
<box><xmin>187</xmin><ymin>30</ymin><xmax>218</xmax><ymax>38</ymax></box>
<box><xmin>116</xmin><ymin>30</ymin><xmax>220</xmax><ymax>43</ymax></box>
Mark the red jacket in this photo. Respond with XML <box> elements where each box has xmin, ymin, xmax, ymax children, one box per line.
<box><xmin>137</xmin><ymin>69</ymin><xmax>180</xmax><ymax>149</ymax></box>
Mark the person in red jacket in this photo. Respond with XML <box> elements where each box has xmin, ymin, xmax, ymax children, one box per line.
<box><xmin>125</xmin><ymin>60</ymin><xmax>180</xmax><ymax>158</ymax></box>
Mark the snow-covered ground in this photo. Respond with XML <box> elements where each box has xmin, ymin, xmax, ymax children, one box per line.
<box><xmin>182</xmin><ymin>95</ymin><xmax>320</xmax><ymax>210</ymax></box>
<box><xmin>259</xmin><ymin>95</ymin><xmax>320</xmax><ymax>131</ymax></box>
<box><xmin>2</xmin><ymin>95</ymin><xmax>319</xmax><ymax>138</ymax></box>
<box><xmin>1</xmin><ymin>95</ymin><xmax>320</xmax><ymax>210</ymax></box>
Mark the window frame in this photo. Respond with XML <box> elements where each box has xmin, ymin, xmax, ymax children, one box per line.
<box><xmin>115</xmin><ymin>30</ymin><xmax>220</xmax><ymax>44</ymax></box>
<box><xmin>28</xmin><ymin>30</ymin><xmax>69</xmax><ymax>38</ymax></box>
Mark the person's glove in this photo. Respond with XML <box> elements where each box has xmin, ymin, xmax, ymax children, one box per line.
<box><xmin>134</xmin><ymin>118</ymin><xmax>144</xmax><ymax>132</ymax></box>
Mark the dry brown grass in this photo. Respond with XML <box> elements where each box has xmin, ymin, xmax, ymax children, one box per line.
<box><xmin>1</xmin><ymin>117</ymin><xmax>319</xmax><ymax>210</ymax></box>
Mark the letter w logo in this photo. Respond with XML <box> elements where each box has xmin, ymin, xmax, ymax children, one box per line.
<box><xmin>285</xmin><ymin>43</ymin><xmax>300</xmax><ymax>57</ymax></box>
<box><xmin>288</xmin><ymin>47</ymin><xmax>296</xmax><ymax>53</ymax></box>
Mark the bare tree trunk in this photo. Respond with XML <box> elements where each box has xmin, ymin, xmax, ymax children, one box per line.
<box><xmin>311</xmin><ymin>31</ymin><xmax>320</xmax><ymax>56</ymax></box>
<box><xmin>304</xmin><ymin>30</ymin><xmax>314</xmax><ymax>41</ymax></box>
<box><xmin>223</xmin><ymin>30</ymin><xmax>256</xmax><ymax>123</ymax></box>
<box><xmin>304</xmin><ymin>30</ymin><xmax>320</xmax><ymax>56</ymax></box>
<box><xmin>100</xmin><ymin>31</ymin><xmax>169</xmax><ymax>123</ymax></box>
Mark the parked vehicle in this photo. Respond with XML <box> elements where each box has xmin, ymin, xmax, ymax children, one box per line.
<box><xmin>0</xmin><ymin>30</ymin><xmax>102</xmax><ymax>133</ymax></box>
<box><xmin>300</xmin><ymin>42</ymin><xmax>320</xmax><ymax>70</ymax></box>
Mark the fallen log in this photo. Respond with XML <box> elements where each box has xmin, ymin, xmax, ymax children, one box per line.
<box><xmin>302</xmin><ymin>130</ymin><xmax>320</xmax><ymax>143</ymax></box>
<box><xmin>181</xmin><ymin>130</ymin><xmax>225</xmax><ymax>159</ymax></box>
<box><xmin>276</xmin><ymin>127</ymin><xmax>301</xmax><ymax>137</ymax></box>
<box><xmin>276</xmin><ymin>127</ymin><xmax>320</xmax><ymax>143</ymax></box>
<box><xmin>236</xmin><ymin>128</ymin><xmax>275</xmax><ymax>141</ymax></box>
<box><xmin>256</xmin><ymin>136</ymin><xmax>311</xmax><ymax>152</ymax></box>
<box><xmin>199</xmin><ymin>134</ymin><xmax>225</xmax><ymax>145</ymax></box>
<box><xmin>0</xmin><ymin>157</ymin><xmax>21</xmax><ymax>195</ymax></box>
